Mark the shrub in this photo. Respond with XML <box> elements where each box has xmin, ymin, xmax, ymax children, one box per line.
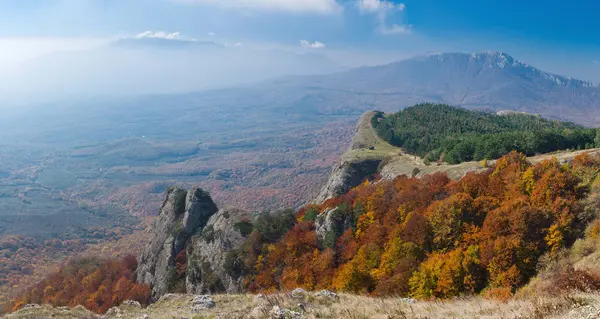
<box><xmin>224</xmin><ymin>250</ymin><xmax>245</xmax><ymax>279</ymax></box>
<box><xmin>234</xmin><ymin>221</ymin><xmax>254</xmax><ymax>237</ymax></box>
<box><xmin>301</xmin><ymin>208</ymin><xmax>318</xmax><ymax>222</ymax></box>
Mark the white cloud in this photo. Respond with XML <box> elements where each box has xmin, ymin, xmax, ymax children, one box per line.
<box><xmin>300</xmin><ymin>40</ymin><xmax>326</xmax><ymax>49</ymax></box>
<box><xmin>378</xmin><ymin>24</ymin><xmax>412</xmax><ymax>35</ymax></box>
<box><xmin>207</xmin><ymin>32</ymin><xmax>216</xmax><ymax>37</ymax></box>
<box><xmin>133</xmin><ymin>31</ymin><xmax>199</xmax><ymax>41</ymax></box>
<box><xmin>136</xmin><ymin>31</ymin><xmax>185</xmax><ymax>40</ymax></box>
<box><xmin>358</xmin><ymin>0</ymin><xmax>405</xmax><ymax>13</ymax></box>
<box><xmin>173</xmin><ymin>0</ymin><xmax>341</xmax><ymax>14</ymax></box>
<box><xmin>358</xmin><ymin>0</ymin><xmax>410</xmax><ymax>36</ymax></box>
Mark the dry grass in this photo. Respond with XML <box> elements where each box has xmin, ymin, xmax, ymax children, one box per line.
<box><xmin>5</xmin><ymin>291</ymin><xmax>600</xmax><ymax>319</ymax></box>
<box><xmin>342</xmin><ymin>111</ymin><xmax>403</xmax><ymax>163</ymax></box>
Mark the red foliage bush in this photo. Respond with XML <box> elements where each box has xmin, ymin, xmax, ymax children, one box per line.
<box><xmin>8</xmin><ymin>255</ymin><xmax>150</xmax><ymax>314</ymax></box>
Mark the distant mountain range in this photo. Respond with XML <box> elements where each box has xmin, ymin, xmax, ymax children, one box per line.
<box><xmin>217</xmin><ymin>51</ymin><xmax>600</xmax><ymax>125</ymax></box>
<box><xmin>3</xmin><ymin>49</ymin><xmax>599</xmax><ymax>126</ymax></box>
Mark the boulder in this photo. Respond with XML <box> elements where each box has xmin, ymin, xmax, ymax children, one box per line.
<box><xmin>121</xmin><ymin>300</ymin><xmax>142</xmax><ymax>308</ymax></box>
<box><xmin>291</xmin><ymin>288</ymin><xmax>308</xmax><ymax>299</ymax></box>
<box><xmin>191</xmin><ymin>295</ymin><xmax>216</xmax><ymax>312</ymax></box>
<box><xmin>314</xmin><ymin>290</ymin><xmax>338</xmax><ymax>300</ymax></box>
<box><xmin>269</xmin><ymin>306</ymin><xmax>303</xmax><ymax>319</ymax></box>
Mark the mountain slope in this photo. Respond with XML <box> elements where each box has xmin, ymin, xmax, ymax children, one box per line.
<box><xmin>232</xmin><ymin>52</ymin><xmax>600</xmax><ymax>125</ymax></box>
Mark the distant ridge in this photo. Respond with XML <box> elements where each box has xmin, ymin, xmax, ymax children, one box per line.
<box><xmin>249</xmin><ymin>51</ymin><xmax>600</xmax><ymax>126</ymax></box>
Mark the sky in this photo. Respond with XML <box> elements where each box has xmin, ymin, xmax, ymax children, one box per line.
<box><xmin>0</xmin><ymin>0</ymin><xmax>599</xmax><ymax>81</ymax></box>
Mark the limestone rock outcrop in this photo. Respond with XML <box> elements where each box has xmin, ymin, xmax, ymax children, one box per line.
<box><xmin>315</xmin><ymin>207</ymin><xmax>353</xmax><ymax>248</ymax></box>
<box><xmin>136</xmin><ymin>187</ymin><xmax>219</xmax><ymax>299</ymax></box>
<box><xmin>186</xmin><ymin>208</ymin><xmax>250</xmax><ymax>294</ymax></box>
<box><xmin>314</xmin><ymin>159</ymin><xmax>381</xmax><ymax>204</ymax></box>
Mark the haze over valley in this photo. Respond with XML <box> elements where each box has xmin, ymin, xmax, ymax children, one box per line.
<box><xmin>2</xmin><ymin>1</ymin><xmax>600</xmax><ymax>318</ymax></box>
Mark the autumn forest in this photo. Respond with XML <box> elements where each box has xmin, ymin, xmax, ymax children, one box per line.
<box><xmin>7</xmin><ymin>151</ymin><xmax>600</xmax><ymax>314</ymax></box>
<box><xmin>237</xmin><ymin>151</ymin><xmax>600</xmax><ymax>298</ymax></box>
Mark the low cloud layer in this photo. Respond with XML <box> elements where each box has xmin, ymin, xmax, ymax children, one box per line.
<box><xmin>300</xmin><ymin>40</ymin><xmax>326</xmax><ymax>49</ymax></box>
<box><xmin>134</xmin><ymin>31</ymin><xmax>197</xmax><ymax>41</ymax></box>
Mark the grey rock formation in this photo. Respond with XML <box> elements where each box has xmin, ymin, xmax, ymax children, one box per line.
<box><xmin>136</xmin><ymin>187</ymin><xmax>218</xmax><ymax>299</ymax></box>
<box><xmin>314</xmin><ymin>159</ymin><xmax>381</xmax><ymax>203</ymax></box>
<box><xmin>269</xmin><ymin>306</ymin><xmax>303</xmax><ymax>319</ymax></box>
<box><xmin>314</xmin><ymin>290</ymin><xmax>338</xmax><ymax>300</ymax></box>
<box><xmin>291</xmin><ymin>288</ymin><xmax>308</xmax><ymax>299</ymax></box>
<box><xmin>186</xmin><ymin>208</ymin><xmax>250</xmax><ymax>294</ymax></box>
<box><xmin>190</xmin><ymin>295</ymin><xmax>216</xmax><ymax>312</ymax></box>
<box><xmin>121</xmin><ymin>300</ymin><xmax>142</xmax><ymax>308</ymax></box>
<box><xmin>315</xmin><ymin>208</ymin><xmax>353</xmax><ymax>249</ymax></box>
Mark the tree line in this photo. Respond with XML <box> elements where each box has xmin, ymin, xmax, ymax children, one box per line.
<box><xmin>372</xmin><ymin>103</ymin><xmax>599</xmax><ymax>164</ymax></box>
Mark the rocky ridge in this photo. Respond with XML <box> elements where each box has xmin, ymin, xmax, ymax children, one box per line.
<box><xmin>314</xmin><ymin>111</ymin><xmax>390</xmax><ymax>203</ymax></box>
<box><xmin>315</xmin><ymin>110</ymin><xmax>600</xmax><ymax>204</ymax></box>
<box><xmin>136</xmin><ymin>186</ymin><xmax>249</xmax><ymax>299</ymax></box>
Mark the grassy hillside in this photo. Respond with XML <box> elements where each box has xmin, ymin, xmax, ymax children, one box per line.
<box><xmin>373</xmin><ymin>103</ymin><xmax>599</xmax><ymax>164</ymax></box>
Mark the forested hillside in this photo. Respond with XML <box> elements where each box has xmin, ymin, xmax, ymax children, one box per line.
<box><xmin>373</xmin><ymin>104</ymin><xmax>599</xmax><ymax>164</ymax></box>
<box><xmin>231</xmin><ymin>152</ymin><xmax>600</xmax><ymax>298</ymax></box>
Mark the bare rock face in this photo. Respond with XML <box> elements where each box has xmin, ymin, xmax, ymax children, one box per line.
<box><xmin>315</xmin><ymin>207</ymin><xmax>354</xmax><ymax>249</ymax></box>
<box><xmin>314</xmin><ymin>159</ymin><xmax>381</xmax><ymax>204</ymax></box>
<box><xmin>186</xmin><ymin>208</ymin><xmax>250</xmax><ymax>294</ymax></box>
<box><xmin>136</xmin><ymin>187</ymin><xmax>218</xmax><ymax>300</ymax></box>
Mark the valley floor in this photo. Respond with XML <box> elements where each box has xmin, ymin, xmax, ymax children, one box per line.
<box><xmin>5</xmin><ymin>291</ymin><xmax>600</xmax><ymax>319</ymax></box>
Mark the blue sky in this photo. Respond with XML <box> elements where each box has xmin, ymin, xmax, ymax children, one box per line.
<box><xmin>0</xmin><ymin>0</ymin><xmax>599</xmax><ymax>80</ymax></box>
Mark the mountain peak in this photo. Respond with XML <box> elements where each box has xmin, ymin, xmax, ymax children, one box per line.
<box><xmin>423</xmin><ymin>52</ymin><xmax>598</xmax><ymax>88</ymax></box>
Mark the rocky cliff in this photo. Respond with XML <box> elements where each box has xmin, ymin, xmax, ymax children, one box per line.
<box><xmin>186</xmin><ymin>208</ymin><xmax>250</xmax><ymax>294</ymax></box>
<box><xmin>136</xmin><ymin>186</ymin><xmax>248</xmax><ymax>299</ymax></box>
<box><xmin>314</xmin><ymin>159</ymin><xmax>382</xmax><ymax>203</ymax></box>
<box><xmin>314</xmin><ymin>111</ymin><xmax>394</xmax><ymax>203</ymax></box>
